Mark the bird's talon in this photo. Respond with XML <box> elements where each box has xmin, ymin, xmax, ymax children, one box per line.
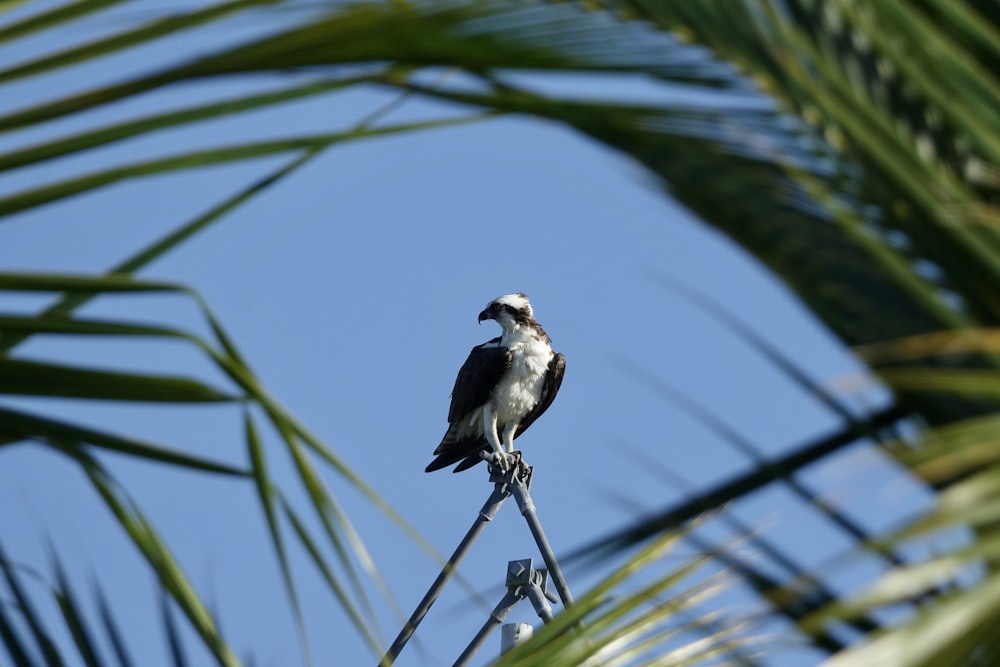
<box><xmin>483</xmin><ymin>450</ymin><xmax>517</xmax><ymax>473</ymax></box>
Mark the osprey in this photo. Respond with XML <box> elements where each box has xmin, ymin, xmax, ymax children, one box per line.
<box><xmin>426</xmin><ymin>293</ymin><xmax>566</xmax><ymax>473</ymax></box>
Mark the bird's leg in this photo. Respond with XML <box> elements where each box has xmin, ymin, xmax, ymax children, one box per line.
<box><xmin>481</xmin><ymin>405</ymin><xmax>514</xmax><ymax>471</ymax></box>
<box><xmin>482</xmin><ymin>404</ymin><xmax>503</xmax><ymax>457</ymax></box>
<box><xmin>501</xmin><ymin>422</ymin><xmax>518</xmax><ymax>454</ymax></box>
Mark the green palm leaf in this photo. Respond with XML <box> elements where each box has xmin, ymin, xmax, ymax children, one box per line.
<box><xmin>4</xmin><ymin>0</ymin><xmax>1000</xmax><ymax>664</ymax></box>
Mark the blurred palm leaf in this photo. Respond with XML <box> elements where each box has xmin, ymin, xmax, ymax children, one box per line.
<box><xmin>5</xmin><ymin>0</ymin><xmax>1000</xmax><ymax>665</ymax></box>
<box><xmin>4</xmin><ymin>2</ymin><xmax>774</xmax><ymax>663</ymax></box>
<box><xmin>0</xmin><ymin>535</ymin><xmax>218</xmax><ymax>667</ymax></box>
<box><xmin>495</xmin><ymin>529</ymin><xmax>747</xmax><ymax>667</ymax></box>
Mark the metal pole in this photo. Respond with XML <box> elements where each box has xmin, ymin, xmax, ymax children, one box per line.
<box><xmin>452</xmin><ymin>591</ymin><xmax>520</xmax><ymax>667</ymax></box>
<box><xmin>523</xmin><ymin>582</ymin><xmax>554</xmax><ymax>623</ymax></box>
<box><xmin>378</xmin><ymin>481</ymin><xmax>511</xmax><ymax>666</ymax></box>
<box><xmin>508</xmin><ymin>463</ymin><xmax>576</xmax><ymax>609</ymax></box>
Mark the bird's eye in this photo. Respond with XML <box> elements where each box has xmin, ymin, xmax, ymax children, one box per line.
<box><xmin>491</xmin><ymin>303</ymin><xmax>502</xmax><ymax>312</ymax></box>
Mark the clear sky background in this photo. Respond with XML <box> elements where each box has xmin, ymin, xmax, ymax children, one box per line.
<box><xmin>0</xmin><ymin>3</ymin><xmax>936</xmax><ymax>666</ymax></box>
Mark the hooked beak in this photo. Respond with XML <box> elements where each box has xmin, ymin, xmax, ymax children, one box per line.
<box><xmin>477</xmin><ymin>309</ymin><xmax>493</xmax><ymax>325</ymax></box>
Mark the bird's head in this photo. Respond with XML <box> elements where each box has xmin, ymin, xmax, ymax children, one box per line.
<box><xmin>478</xmin><ymin>293</ymin><xmax>534</xmax><ymax>331</ymax></box>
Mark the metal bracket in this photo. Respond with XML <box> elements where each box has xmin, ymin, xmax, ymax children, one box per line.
<box><xmin>452</xmin><ymin>559</ymin><xmax>555</xmax><ymax>666</ymax></box>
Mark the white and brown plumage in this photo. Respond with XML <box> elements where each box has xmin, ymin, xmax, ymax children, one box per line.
<box><xmin>426</xmin><ymin>293</ymin><xmax>566</xmax><ymax>473</ymax></box>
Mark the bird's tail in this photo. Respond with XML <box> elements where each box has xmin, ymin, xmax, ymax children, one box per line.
<box><xmin>425</xmin><ymin>437</ymin><xmax>488</xmax><ymax>473</ymax></box>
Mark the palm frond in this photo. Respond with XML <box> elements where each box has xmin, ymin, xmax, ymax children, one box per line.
<box><xmin>5</xmin><ymin>0</ymin><xmax>1000</xmax><ymax>664</ymax></box>
<box><xmin>600</xmin><ymin>0</ymin><xmax>1000</xmax><ymax>334</ymax></box>
<box><xmin>0</xmin><ymin>541</ymin><xmax>64</xmax><ymax>665</ymax></box>
<box><xmin>0</xmin><ymin>0</ymin><xmax>124</xmax><ymax>46</ymax></box>
<box><xmin>49</xmin><ymin>549</ymin><xmax>103</xmax><ymax>667</ymax></box>
<box><xmin>574</xmin><ymin>402</ymin><xmax>910</xmax><ymax>561</ymax></box>
<box><xmin>498</xmin><ymin>529</ymin><xmax>748</xmax><ymax>667</ymax></box>
<box><xmin>93</xmin><ymin>583</ymin><xmax>135</xmax><ymax>667</ymax></box>
<box><xmin>0</xmin><ymin>264</ymin><xmax>417</xmax><ymax>661</ymax></box>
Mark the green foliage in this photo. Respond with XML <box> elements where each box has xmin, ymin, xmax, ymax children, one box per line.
<box><xmin>3</xmin><ymin>0</ymin><xmax>1000</xmax><ymax>665</ymax></box>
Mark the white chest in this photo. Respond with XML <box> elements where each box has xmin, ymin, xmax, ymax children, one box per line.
<box><xmin>492</xmin><ymin>332</ymin><xmax>553</xmax><ymax>424</ymax></box>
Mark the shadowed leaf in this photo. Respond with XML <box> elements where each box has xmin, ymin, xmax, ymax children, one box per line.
<box><xmin>93</xmin><ymin>583</ymin><xmax>134</xmax><ymax>667</ymax></box>
<box><xmin>0</xmin><ymin>541</ymin><xmax>64</xmax><ymax>666</ymax></box>
<box><xmin>0</xmin><ymin>358</ymin><xmax>237</xmax><ymax>402</ymax></box>
<box><xmin>245</xmin><ymin>411</ymin><xmax>312</xmax><ymax>666</ymax></box>
<box><xmin>49</xmin><ymin>550</ymin><xmax>102</xmax><ymax>667</ymax></box>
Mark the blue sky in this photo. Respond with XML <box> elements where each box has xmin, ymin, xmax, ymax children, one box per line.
<box><xmin>0</xmin><ymin>3</ymin><xmax>936</xmax><ymax>666</ymax></box>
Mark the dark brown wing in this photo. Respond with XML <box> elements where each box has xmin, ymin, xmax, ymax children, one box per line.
<box><xmin>447</xmin><ymin>338</ymin><xmax>510</xmax><ymax>423</ymax></box>
<box><xmin>425</xmin><ymin>339</ymin><xmax>511</xmax><ymax>473</ymax></box>
<box><xmin>514</xmin><ymin>352</ymin><xmax>565</xmax><ymax>439</ymax></box>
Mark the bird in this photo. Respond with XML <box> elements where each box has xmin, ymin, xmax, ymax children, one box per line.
<box><xmin>426</xmin><ymin>293</ymin><xmax>565</xmax><ymax>473</ymax></box>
